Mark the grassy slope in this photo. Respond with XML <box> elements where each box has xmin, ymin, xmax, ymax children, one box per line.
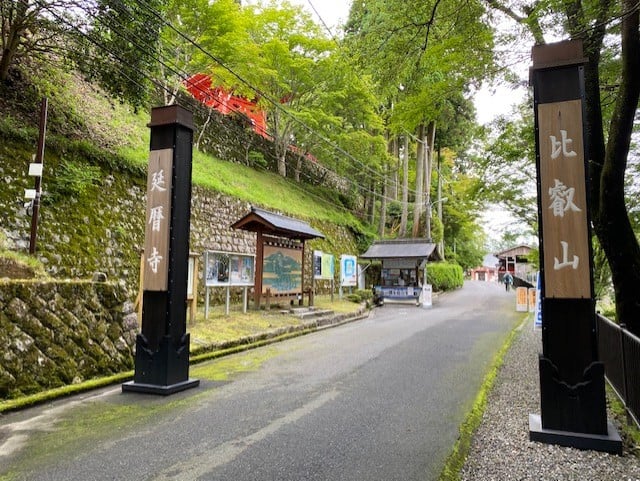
<box><xmin>0</xmin><ymin>64</ymin><xmax>370</xmax><ymax>268</ymax></box>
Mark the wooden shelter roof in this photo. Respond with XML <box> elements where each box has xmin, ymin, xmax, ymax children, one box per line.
<box><xmin>360</xmin><ymin>238</ymin><xmax>441</xmax><ymax>261</ymax></box>
<box><xmin>231</xmin><ymin>207</ymin><xmax>324</xmax><ymax>241</ymax></box>
<box><xmin>494</xmin><ymin>245</ymin><xmax>533</xmax><ymax>259</ymax></box>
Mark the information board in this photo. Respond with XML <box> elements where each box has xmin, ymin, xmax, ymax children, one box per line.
<box><xmin>205</xmin><ymin>251</ymin><xmax>255</xmax><ymax>287</ymax></box>
<box><xmin>340</xmin><ymin>255</ymin><xmax>358</xmax><ymax>287</ymax></box>
<box><xmin>313</xmin><ymin>250</ymin><xmax>335</xmax><ymax>280</ymax></box>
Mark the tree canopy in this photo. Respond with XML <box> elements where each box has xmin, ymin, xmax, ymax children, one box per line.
<box><xmin>4</xmin><ymin>0</ymin><xmax>639</xmax><ymax>326</ymax></box>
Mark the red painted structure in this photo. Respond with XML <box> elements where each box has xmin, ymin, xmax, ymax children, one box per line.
<box><xmin>183</xmin><ymin>74</ymin><xmax>318</xmax><ymax>165</ymax></box>
<box><xmin>184</xmin><ymin>73</ymin><xmax>269</xmax><ymax>138</ymax></box>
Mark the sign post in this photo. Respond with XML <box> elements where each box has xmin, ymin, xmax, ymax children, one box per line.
<box><xmin>528</xmin><ymin>40</ymin><xmax>620</xmax><ymax>453</ymax></box>
<box><xmin>203</xmin><ymin>251</ymin><xmax>255</xmax><ymax>317</ymax></box>
<box><xmin>314</xmin><ymin>250</ymin><xmax>335</xmax><ymax>300</ymax></box>
<box><xmin>123</xmin><ymin>105</ymin><xmax>199</xmax><ymax>395</ymax></box>
<box><xmin>28</xmin><ymin>98</ymin><xmax>48</xmax><ymax>255</ymax></box>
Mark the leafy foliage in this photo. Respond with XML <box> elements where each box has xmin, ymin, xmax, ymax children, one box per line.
<box><xmin>0</xmin><ymin>0</ymin><xmax>68</xmax><ymax>81</ymax></box>
<box><xmin>346</xmin><ymin>289</ymin><xmax>373</xmax><ymax>305</ymax></box>
<box><xmin>48</xmin><ymin>160</ymin><xmax>102</xmax><ymax>201</ymax></box>
<box><xmin>476</xmin><ymin>104</ymin><xmax>537</xmax><ymax>230</ymax></box>
<box><xmin>426</xmin><ymin>262</ymin><xmax>464</xmax><ymax>291</ymax></box>
<box><xmin>73</xmin><ymin>0</ymin><xmax>164</xmax><ymax>109</ymax></box>
<box><xmin>484</xmin><ymin>0</ymin><xmax>640</xmax><ymax>333</ymax></box>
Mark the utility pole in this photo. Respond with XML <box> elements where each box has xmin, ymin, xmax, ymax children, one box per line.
<box><xmin>29</xmin><ymin>98</ymin><xmax>48</xmax><ymax>255</ymax></box>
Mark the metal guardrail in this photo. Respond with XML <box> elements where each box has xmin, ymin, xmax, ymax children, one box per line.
<box><xmin>596</xmin><ymin>314</ymin><xmax>640</xmax><ymax>427</ymax></box>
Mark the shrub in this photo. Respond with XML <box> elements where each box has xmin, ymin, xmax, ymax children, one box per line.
<box><xmin>425</xmin><ymin>262</ymin><xmax>463</xmax><ymax>292</ymax></box>
<box><xmin>346</xmin><ymin>289</ymin><xmax>373</xmax><ymax>304</ymax></box>
<box><xmin>248</xmin><ymin>150</ymin><xmax>267</xmax><ymax>168</ymax></box>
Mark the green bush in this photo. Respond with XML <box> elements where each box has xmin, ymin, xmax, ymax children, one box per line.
<box><xmin>425</xmin><ymin>262</ymin><xmax>463</xmax><ymax>292</ymax></box>
<box><xmin>248</xmin><ymin>150</ymin><xmax>268</xmax><ymax>168</ymax></box>
<box><xmin>346</xmin><ymin>289</ymin><xmax>373</xmax><ymax>304</ymax></box>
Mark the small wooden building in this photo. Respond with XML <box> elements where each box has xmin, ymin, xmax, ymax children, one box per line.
<box><xmin>231</xmin><ymin>207</ymin><xmax>324</xmax><ymax>308</ymax></box>
<box><xmin>495</xmin><ymin>244</ymin><xmax>535</xmax><ymax>283</ymax></box>
<box><xmin>360</xmin><ymin>238</ymin><xmax>441</xmax><ymax>305</ymax></box>
<box><xmin>469</xmin><ymin>254</ymin><xmax>499</xmax><ymax>282</ymax></box>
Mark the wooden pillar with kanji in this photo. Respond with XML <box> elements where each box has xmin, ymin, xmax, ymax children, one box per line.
<box><xmin>123</xmin><ymin>105</ymin><xmax>199</xmax><ymax>395</ymax></box>
<box><xmin>528</xmin><ymin>39</ymin><xmax>620</xmax><ymax>453</ymax></box>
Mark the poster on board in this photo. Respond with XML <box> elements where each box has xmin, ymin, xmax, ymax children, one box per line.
<box><xmin>340</xmin><ymin>255</ymin><xmax>358</xmax><ymax>287</ymax></box>
<box><xmin>262</xmin><ymin>245</ymin><xmax>302</xmax><ymax>294</ymax></box>
<box><xmin>205</xmin><ymin>251</ymin><xmax>255</xmax><ymax>287</ymax></box>
<box><xmin>313</xmin><ymin>250</ymin><xmax>334</xmax><ymax>280</ymax></box>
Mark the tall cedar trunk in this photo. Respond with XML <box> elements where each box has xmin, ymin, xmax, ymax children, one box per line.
<box><xmin>392</xmin><ymin>135</ymin><xmax>399</xmax><ymax>200</ymax></box>
<box><xmin>412</xmin><ymin>124</ymin><xmax>425</xmax><ymax>237</ymax></box>
<box><xmin>437</xmin><ymin>146</ymin><xmax>444</xmax><ymax>259</ymax></box>
<box><xmin>423</xmin><ymin>121</ymin><xmax>436</xmax><ymax>241</ymax></box>
<box><xmin>379</xmin><ymin>134</ymin><xmax>396</xmax><ymax>236</ymax></box>
<box><xmin>379</xmin><ymin>161</ymin><xmax>387</xmax><ymax>237</ymax></box>
<box><xmin>399</xmin><ymin>135</ymin><xmax>409</xmax><ymax>237</ymax></box>
<box><xmin>588</xmin><ymin>0</ymin><xmax>640</xmax><ymax>333</ymax></box>
<box><xmin>368</xmin><ymin>178</ymin><xmax>375</xmax><ymax>224</ymax></box>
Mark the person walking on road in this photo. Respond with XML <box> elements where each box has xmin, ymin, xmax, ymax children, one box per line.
<box><xmin>503</xmin><ymin>272</ymin><xmax>513</xmax><ymax>291</ymax></box>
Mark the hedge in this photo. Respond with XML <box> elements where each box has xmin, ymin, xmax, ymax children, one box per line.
<box><xmin>425</xmin><ymin>262</ymin><xmax>464</xmax><ymax>291</ymax></box>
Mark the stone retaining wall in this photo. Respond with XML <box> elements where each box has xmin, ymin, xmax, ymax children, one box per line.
<box><xmin>0</xmin><ymin>280</ymin><xmax>137</xmax><ymax>399</ymax></box>
<box><xmin>1</xmin><ymin>144</ymin><xmax>360</xmax><ymax>304</ymax></box>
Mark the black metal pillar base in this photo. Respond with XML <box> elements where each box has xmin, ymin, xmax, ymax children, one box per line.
<box><xmin>122</xmin><ymin>333</ymin><xmax>199</xmax><ymax>396</ymax></box>
<box><xmin>531</xmin><ymin>355</ymin><xmax>622</xmax><ymax>454</ymax></box>
<box><xmin>538</xmin><ymin>356</ymin><xmax>608</xmax><ymax>433</ymax></box>
<box><xmin>529</xmin><ymin>414</ymin><xmax>622</xmax><ymax>454</ymax></box>
<box><xmin>122</xmin><ymin>378</ymin><xmax>200</xmax><ymax>395</ymax></box>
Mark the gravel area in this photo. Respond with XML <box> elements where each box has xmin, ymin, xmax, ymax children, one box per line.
<box><xmin>460</xmin><ymin>321</ymin><xmax>640</xmax><ymax>481</ymax></box>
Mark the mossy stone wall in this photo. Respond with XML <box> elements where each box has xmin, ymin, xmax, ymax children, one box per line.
<box><xmin>0</xmin><ymin>280</ymin><xmax>137</xmax><ymax>399</ymax></box>
<box><xmin>1</xmin><ymin>135</ymin><xmax>360</xmax><ymax>303</ymax></box>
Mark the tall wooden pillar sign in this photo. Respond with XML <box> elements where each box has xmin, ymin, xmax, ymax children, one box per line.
<box><xmin>529</xmin><ymin>40</ymin><xmax>620</xmax><ymax>453</ymax></box>
<box><xmin>123</xmin><ymin>105</ymin><xmax>199</xmax><ymax>395</ymax></box>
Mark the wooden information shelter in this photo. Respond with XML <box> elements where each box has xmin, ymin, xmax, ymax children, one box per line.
<box><xmin>231</xmin><ymin>207</ymin><xmax>324</xmax><ymax>308</ymax></box>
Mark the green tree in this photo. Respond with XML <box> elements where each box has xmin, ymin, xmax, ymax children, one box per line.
<box><xmin>158</xmin><ymin>0</ymin><xmax>250</xmax><ymax>105</ymax></box>
<box><xmin>288</xmin><ymin>50</ymin><xmax>387</xmax><ymax>196</ymax></box>
<box><xmin>73</xmin><ymin>0</ymin><xmax>165</xmax><ymax>109</ymax></box>
<box><xmin>438</xmin><ymin>150</ymin><xmax>487</xmax><ymax>270</ymax></box>
<box><xmin>211</xmin><ymin>1</ymin><xmax>335</xmax><ymax>178</ymax></box>
<box><xmin>0</xmin><ymin>0</ymin><xmax>68</xmax><ymax>81</ymax></box>
<box><xmin>487</xmin><ymin>0</ymin><xmax>640</xmax><ymax>332</ymax></box>
<box><xmin>477</xmin><ymin>104</ymin><xmax>538</xmax><ymax>229</ymax></box>
<box><xmin>345</xmin><ymin>0</ymin><xmax>495</xmax><ymax>239</ymax></box>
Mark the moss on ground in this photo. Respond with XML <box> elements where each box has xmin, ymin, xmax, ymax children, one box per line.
<box><xmin>438</xmin><ymin>316</ymin><xmax>526</xmax><ymax>481</ymax></box>
<box><xmin>2</xmin><ymin>348</ymin><xmax>280</xmax><ymax>477</ymax></box>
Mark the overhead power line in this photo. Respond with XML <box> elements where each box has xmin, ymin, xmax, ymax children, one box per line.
<box><xmin>36</xmin><ymin>0</ymin><xmax>425</xmax><ymax>212</ymax></box>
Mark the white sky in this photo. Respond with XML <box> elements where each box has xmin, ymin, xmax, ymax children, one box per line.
<box><xmin>294</xmin><ymin>0</ymin><xmax>352</xmax><ymax>32</ymax></box>
<box><xmin>474</xmin><ymin>83</ymin><xmax>527</xmax><ymax>124</ymax></box>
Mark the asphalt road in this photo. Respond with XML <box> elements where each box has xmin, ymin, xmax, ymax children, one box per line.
<box><xmin>0</xmin><ymin>280</ymin><xmax>524</xmax><ymax>481</ymax></box>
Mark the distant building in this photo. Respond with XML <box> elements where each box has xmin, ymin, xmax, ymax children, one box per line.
<box><xmin>495</xmin><ymin>245</ymin><xmax>536</xmax><ymax>285</ymax></box>
<box><xmin>469</xmin><ymin>254</ymin><xmax>499</xmax><ymax>282</ymax></box>
<box><xmin>469</xmin><ymin>247</ymin><xmax>536</xmax><ymax>284</ymax></box>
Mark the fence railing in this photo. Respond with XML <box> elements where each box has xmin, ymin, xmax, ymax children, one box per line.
<box><xmin>596</xmin><ymin>314</ymin><xmax>640</xmax><ymax>427</ymax></box>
